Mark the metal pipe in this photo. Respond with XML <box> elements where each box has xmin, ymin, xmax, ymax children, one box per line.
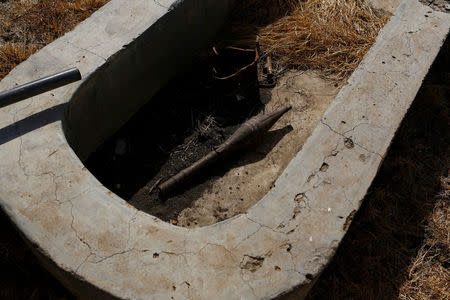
<box><xmin>158</xmin><ymin>105</ymin><xmax>292</xmax><ymax>197</ymax></box>
<box><xmin>0</xmin><ymin>67</ymin><xmax>82</xmax><ymax>108</ymax></box>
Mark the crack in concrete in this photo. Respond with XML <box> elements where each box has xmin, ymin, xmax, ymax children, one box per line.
<box><xmin>175</xmin><ymin>280</ymin><xmax>193</xmax><ymax>300</ymax></box>
<box><xmin>92</xmin><ymin>249</ymin><xmax>134</xmax><ymax>264</ymax></box>
<box><xmin>296</xmin><ymin>172</ymin><xmax>333</xmax><ymax>203</ymax></box>
<box><xmin>160</xmin><ymin>249</ymin><xmax>194</xmax><ymax>257</ymax></box>
<box><xmin>323</xmin><ymin>140</ymin><xmax>341</xmax><ymax>161</ymax></box>
<box><xmin>46</xmin><ymin>171</ymin><xmax>61</xmax><ymax>190</ymax></box>
<box><xmin>174</xmin><ymin>250</ymin><xmax>194</xmax><ymax>299</ymax></box>
<box><xmin>69</xmin><ymin>200</ymin><xmax>94</xmax><ymax>254</ymax></box>
<box><xmin>232</xmin><ymin>224</ymin><xmax>263</xmax><ymax>251</ymax></box>
<box><xmin>153</xmin><ymin>0</ymin><xmax>170</xmax><ymax>10</ymax></box>
<box><xmin>320</xmin><ymin>120</ymin><xmax>383</xmax><ymax>158</ymax></box>
<box><xmin>73</xmin><ymin>210</ymin><xmax>153</xmax><ymax>269</ymax></box>
<box><xmin>287</xmin><ymin>249</ymin><xmax>297</xmax><ymax>272</ymax></box>
<box><xmin>237</xmin><ymin>237</ymin><xmax>298</xmax><ymax>298</ymax></box>
<box><xmin>17</xmin><ymin>135</ymin><xmax>25</xmax><ymax>173</ymax></box>
<box><xmin>77</xmin><ymin>247</ymin><xmax>162</xmax><ymax>270</ymax></box>
<box><xmin>65</xmin><ymin>41</ymin><xmax>107</xmax><ymax>61</ymax></box>
<box><xmin>342</xmin><ymin>121</ymin><xmax>390</xmax><ymax>136</ymax></box>
<box><xmin>126</xmin><ymin>211</ymin><xmax>138</xmax><ymax>248</ymax></box>
<box><xmin>342</xmin><ymin>190</ymin><xmax>354</xmax><ymax>208</ymax></box>
<box><xmin>406</xmin><ymin>20</ymin><xmax>428</xmax><ymax>35</ymax></box>
<box><xmin>245</xmin><ymin>215</ymin><xmax>286</xmax><ymax>236</ymax></box>
<box><xmin>359</xmin><ymin>64</ymin><xmax>403</xmax><ymax>94</ymax></box>
<box><xmin>13</xmin><ymin>103</ymin><xmax>33</xmax><ymax>177</ymax></box>
<box><xmin>384</xmin><ymin>72</ymin><xmax>400</xmax><ymax>93</ymax></box>
<box><xmin>75</xmin><ymin>253</ymin><xmax>93</xmax><ymax>273</ymax></box>
<box><xmin>198</xmin><ymin>242</ymin><xmax>239</xmax><ymax>264</ymax></box>
<box><xmin>44</xmin><ymin>171</ymin><xmax>60</xmax><ymax>204</ymax></box>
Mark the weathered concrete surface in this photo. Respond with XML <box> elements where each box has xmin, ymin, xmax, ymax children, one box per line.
<box><xmin>64</xmin><ymin>0</ymin><xmax>237</xmax><ymax>161</ymax></box>
<box><xmin>367</xmin><ymin>0</ymin><xmax>403</xmax><ymax>12</ymax></box>
<box><xmin>0</xmin><ymin>0</ymin><xmax>449</xmax><ymax>299</ymax></box>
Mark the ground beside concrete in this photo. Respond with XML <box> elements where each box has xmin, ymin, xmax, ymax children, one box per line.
<box><xmin>307</xmin><ymin>37</ymin><xmax>450</xmax><ymax>300</ymax></box>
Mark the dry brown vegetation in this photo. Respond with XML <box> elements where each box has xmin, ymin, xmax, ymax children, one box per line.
<box><xmin>0</xmin><ymin>0</ymin><xmax>109</xmax><ymax>79</ymax></box>
<box><xmin>227</xmin><ymin>0</ymin><xmax>389</xmax><ymax>80</ymax></box>
<box><xmin>399</xmin><ymin>174</ymin><xmax>450</xmax><ymax>300</ymax></box>
<box><xmin>0</xmin><ymin>42</ymin><xmax>38</xmax><ymax>79</ymax></box>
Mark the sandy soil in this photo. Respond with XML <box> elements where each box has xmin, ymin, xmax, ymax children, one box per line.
<box><xmin>88</xmin><ymin>65</ymin><xmax>339</xmax><ymax>228</ymax></box>
<box><xmin>176</xmin><ymin>71</ymin><xmax>339</xmax><ymax>227</ymax></box>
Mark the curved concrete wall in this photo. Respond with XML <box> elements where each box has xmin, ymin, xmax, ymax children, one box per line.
<box><xmin>0</xmin><ymin>0</ymin><xmax>449</xmax><ymax>299</ymax></box>
<box><xmin>65</xmin><ymin>0</ymin><xmax>237</xmax><ymax>161</ymax></box>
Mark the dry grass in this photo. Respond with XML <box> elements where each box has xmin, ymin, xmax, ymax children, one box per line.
<box><xmin>399</xmin><ymin>177</ymin><xmax>450</xmax><ymax>300</ymax></box>
<box><xmin>1</xmin><ymin>0</ymin><xmax>388</xmax><ymax>81</ymax></box>
<box><xmin>225</xmin><ymin>0</ymin><xmax>389</xmax><ymax>81</ymax></box>
<box><xmin>258</xmin><ymin>0</ymin><xmax>389</xmax><ymax>80</ymax></box>
<box><xmin>0</xmin><ymin>0</ymin><xmax>109</xmax><ymax>80</ymax></box>
<box><xmin>0</xmin><ymin>43</ymin><xmax>38</xmax><ymax>79</ymax></box>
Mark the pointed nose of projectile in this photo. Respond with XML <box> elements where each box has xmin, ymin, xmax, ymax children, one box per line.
<box><xmin>258</xmin><ymin>105</ymin><xmax>292</xmax><ymax>131</ymax></box>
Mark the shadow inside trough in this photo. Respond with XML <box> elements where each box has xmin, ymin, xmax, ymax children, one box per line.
<box><xmin>84</xmin><ymin>49</ymin><xmax>274</xmax><ymax>220</ymax></box>
<box><xmin>303</xmin><ymin>36</ymin><xmax>450</xmax><ymax>300</ymax></box>
<box><xmin>84</xmin><ymin>1</ymin><xmax>304</xmax><ymax>224</ymax></box>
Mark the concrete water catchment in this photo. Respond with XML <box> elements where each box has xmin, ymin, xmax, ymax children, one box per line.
<box><xmin>0</xmin><ymin>0</ymin><xmax>449</xmax><ymax>298</ymax></box>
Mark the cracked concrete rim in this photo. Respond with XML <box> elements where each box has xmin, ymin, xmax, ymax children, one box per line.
<box><xmin>0</xmin><ymin>0</ymin><xmax>449</xmax><ymax>299</ymax></box>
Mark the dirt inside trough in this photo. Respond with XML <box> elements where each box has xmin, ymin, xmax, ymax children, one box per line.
<box><xmin>85</xmin><ymin>0</ymin><xmax>387</xmax><ymax>227</ymax></box>
<box><xmin>86</xmin><ymin>63</ymin><xmax>339</xmax><ymax>227</ymax></box>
